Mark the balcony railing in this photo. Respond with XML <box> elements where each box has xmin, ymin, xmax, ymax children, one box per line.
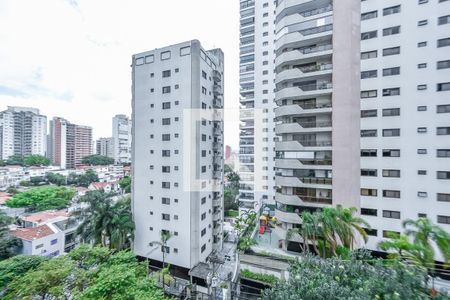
<box><xmin>297</xmin><ymin>82</ymin><xmax>332</xmax><ymax>92</ymax></box>
<box><xmin>299</xmin><ymin>63</ymin><xmax>333</xmax><ymax>73</ymax></box>
<box><xmin>301</xmin><ymin>5</ymin><xmax>333</xmax><ymax>18</ymax></box>
<box><xmin>295</xmin><ymin>43</ymin><xmax>332</xmax><ymax>55</ymax></box>
<box><xmin>299</xmin><ymin>24</ymin><xmax>333</xmax><ymax>37</ymax></box>
<box><xmin>281</xmin><ymin>120</ymin><xmax>332</xmax><ymax>128</ymax></box>
<box><xmin>291</xmin><ymin>140</ymin><xmax>332</xmax><ymax>147</ymax></box>
<box><xmin>296</xmin><ymin>194</ymin><xmax>332</xmax><ymax>204</ymax></box>
<box><xmin>298</xmin><ymin>177</ymin><xmax>332</xmax><ymax>185</ymax></box>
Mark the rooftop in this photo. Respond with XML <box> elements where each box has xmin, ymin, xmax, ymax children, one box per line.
<box><xmin>10</xmin><ymin>224</ymin><xmax>55</xmax><ymax>241</ymax></box>
<box><xmin>0</xmin><ymin>192</ymin><xmax>12</xmax><ymax>205</ymax></box>
<box><xmin>22</xmin><ymin>210</ymin><xmax>70</xmax><ymax>224</ymax></box>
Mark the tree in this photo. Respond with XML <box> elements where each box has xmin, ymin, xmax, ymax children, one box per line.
<box><xmin>0</xmin><ymin>211</ymin><xmax>20</xmax><ymax>260</ymax></box>
<box><xmin>29</xmin><ymin>176</ymin><xmax>45</xmax><ymax>186</ymax></box>
<box><xmin>76</xmin><ymin>169</ymin><xmax>99</xmax><ymax>187</ymax></box>
<box><xmin>0</xmin><ymin>255</ymin><xmax>47</xmax><ymax>291</ymax></box>
<box><xmin>5</xmin><ymin>186</ymin><xmax>18</xmax><ymax>195</ymax></box>
<box><xmin>46</xmin><ymin>172</ymin><xmax>67</xmax><ymax>186</ymax></box>
<box><xmin>263</xmin><ymin>251</ymin><xmax>431</xmax><ymax>300</ymax></box>
<box><xmin>119</xmin><ymin>176</ymin><xmax>131</xmax><ymax>193</ymax></box>
<box><xmin>72</xmin><ymin>191</ymin><xmax>134</xmax><ymax>249</ymax></box>
<box><xmin>23</xmin><ymin>154</ymin><xmax>50</xmax><ymax>166</ymax></box>
<box><xmin>82</xmin><ymin>154</ymin><xmax>114</xmax><ymax>166</ymax></box>
<box><xmin>5</xmin><ymin>186</ymin><xmax>75</xmax><ymax>212</ymax></box>
<box><xmin>224</xmin><ymin>164</ymin><xmax>233</xmax><ymax>174</ymax></box>
<box><xmin>5</xmin><ymin>155</ymin><xmax>24</xmax><ymax>165</ymax></box>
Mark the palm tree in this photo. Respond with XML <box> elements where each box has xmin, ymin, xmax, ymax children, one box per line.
<box><xmin>334</xmin><ymin>205</ymin><xmax>370</xmax><ymax>249</ymax></box>
<box><xmin>110</xmin><ymin>196</ymin><xmax>134</xmax><ymax>250</ymax></box>
<box><xmin>147</xmin><ymin>230</ymin><xmax>172</xmax><ymax>293</ymax></box>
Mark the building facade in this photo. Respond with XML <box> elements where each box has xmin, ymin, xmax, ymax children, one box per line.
<box><xmin>239</xmin><ymin>0</ymin><xmax>278</xmax><ymax>214</ymax></box>
<box><xmin>112</xmin><ymin>114</ymin><xmax>132</xmax><ymax>164</ymax></box>
<box><xmin>360</xmin><ymin>0</ymin><xmax>450</xmax><ymax>261</ymax></box>
<box><xmin>132</xmin><ymin>40</ymin><xmax>224</xmax><ymax>270</ymax></box>
<box><xmin>49</xmin><ymin>117</ymin><xmax>93</xmax><ymax>169</ymax></box>
<box><xmin>0</xmin><ymin>106</ymin><xmax>47</xmax><ymax>160</ymax></box>
<box><xmin>96</xmin><ymin>137</ymin><xmax>114</xmax><ymax>158</ymax></box>
<box><xmin>272</xmin><ymin>0</ymin><xmax>361</xmax><ymax>252</ymax></box>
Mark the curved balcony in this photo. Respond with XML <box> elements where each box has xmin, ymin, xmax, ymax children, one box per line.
<box><xmin>275</xmin><ymin>24</ymin><xmax>333</xmax><ymax>51</ymax></box>
<box><xmin>275</xmin><ymin>175</ymin><xmax>332</xmax><ymax>188</ymax></box>
<box><xmin>240</xmin><ymin>108</ymin><xmax>254</xmax><ymax>120</ymax></box>
<box><xmin>275</xmin><ymin>83</ymin><xmax>332</xmax><ymax>101</ymax></box>
<box><xmin>276</xmin><ymin>192</ymin><xmax>332</xmax><ymax>206</ymax></box>
<box><xmin>275</xmin><ymin>45</ymin><xmax>332</xmax><ymax>69</ymax></box>
<box><xmin>275</xmin><ymin>64</ymin><xmax>332</xmax><ymax>85</ymax></box>
<box><xmin>274</xmin><ymin>104</ymin><xmax>332</xmax><ymax>118</ymax></box>
<box><xmin>276</xmin><ymin>140</ymin><xmax>332</xmax><ymax>151</ymax></box>
<box><xmin>275</xmin><ymin>158</ymin><xmax>332</xmax><ymax>170</ymax></box>
<box><xmin>275</xmin><ymin>120</ymin><xmax>332</xmax><ymax>134</ymax></box>
<box><xmin>275</xmin><ymin>208</ymin><xmax>302</xmax><ymax>224</ymax></box>
<box><xmin>276</xmin><ymin>4</ymin><xmax>333</xmax><ymax>33</ymax></box>
<box><xmin>276</xmin><ymin>0</ymin><xmax>316</xmax><ymax>18</ymax></box>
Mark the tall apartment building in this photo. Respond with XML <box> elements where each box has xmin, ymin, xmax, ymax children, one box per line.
<box><xmin>0</xmin><ymin>106</ymin><xmax>47</xmax><ymax>160</ymax></box>
<box><xmin>272</xmin><ymin>0</ymin><xmax>361</xmax><ymax>252</ymax></box>
<box><xmin>112</xmin><ymin>114</ymin><xmax>132</xmax><ymax>164</ymax></box>
<box><xmin>239</xmin><ymin>0</ymin><xmax>278</xmax><ymax>214</ymax></box>
<box><xmin>132</xmin><ymin>40</ymin><xmax>225</xmax><ymax>271</ymax></box>
<box><xmin>359</xmin><ymin>0</ymin><xmax>450</xmax><ymax>262</ymax></box>
<box><xmin>49</xmin><ymin>117</ymin><xmax>93</xmax><ymax>169</ymax></box>
<box><xmin>96</xmin><ymin>137</ymin><xmax>114</xmax><ymax>158</ymax></box>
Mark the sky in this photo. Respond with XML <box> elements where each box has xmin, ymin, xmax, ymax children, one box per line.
<box><xmin>0</xmin><ymin>0</ymin><xmax>241</xmax><ymax>149</ymax></box>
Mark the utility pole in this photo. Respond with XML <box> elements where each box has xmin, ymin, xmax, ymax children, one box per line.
<box><xmin>208</xmin><ymin>252</ymin><xmax>225</xmax><ymax>300</ymax></box>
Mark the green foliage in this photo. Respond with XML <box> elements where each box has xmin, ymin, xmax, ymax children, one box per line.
<box><xmin>72</xmin><ymin>191</ymin><xmax>134</xmax><ymax>249</ymax></box>
<box><xmin>5</xmin><ymin>186</ymin><xmax>75</xmax><ymax>212</ymax></box>
<box><xmin>119</xmin><ymin>176</ymin><xmax>131</xmax><ymax>193</ymax></box>
<box><xmin>241</xmin><ymin>269</ymin><xmax>278</xmax><ymax>285</ymax></box>
<box><xmin>5</xmin><ymin>155</ymin><xmax>24</xmax><ymax>165</ymax></box>
<box><xmin>82</xmin><ymin>154</ymin><xmax>114</xmax><ymax>166</ymax></box>
<box><xmin>24</xmin><ymin>154</ymin><xmax>50</xmax><ymax>166</ymax></box>
<box><xmin>0</xmin><ymin>211</ymin><xmax>20</xmax><ymax>260</ymax></box>
<box><xmin>224</xmin><ymin>209</ymin><xmax>239</xmax><ymax>218</ymax></box>
<box><xmin>76</xmin><ymin>169</ymin><xmax>99</xmax><ymax>187</ymax></box>
<box><xmin>1</xmin><ymin>245</ymin><xmax>167</xmax><ymax>300</ymax></box>
<box><xmin>46</xmin><ymin>172</ymin><xmax>67</xmax><ymax>186</ymax></box>
<box><xmin>224</xmin><ymin>170</ymin><xmax>239</xmax><ymax>211</ymax></box>
<box><xmin>0</xmin><ymin>255</ymin><xmax>47</xmax><ymax>291</ymax></box>
<box><xmin>29</xmin><ymin>176</ymin><xmax>45</xmax><ymax>186</ymax></box>
<box><xmin>235</xmin><ymin>211</ymin><xmax>258</xmax><ymax>251</ymax></box>
<box><xmin>224</xmin><ymin>164</ymin><xmax>233</xmax><ymax>174</ymax></box>
<box><xmin>263</xmin><ymin>251</ymin><xmax>429</xmax><ymax>300</ymax></box>
<box><xmin>5</xmin><ymin>186</ymin><xmax>18</xmax><ymax>195</ymax></box>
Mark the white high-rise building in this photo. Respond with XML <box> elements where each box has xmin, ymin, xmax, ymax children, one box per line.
<box><xmin>360</xmin><ymin>0</ymin><xmax>450</xmax><ymax>262</ymax></box>
<box><xmin>112</xmin><ymin>114</ymin><xmax>132</xmax><ymax>164</ymax></box>
<box><xmin>272</xmin><ymin>0</ymin><xmax>361</xmax><ymax>252</ymax></box>
<box><xmin>0</xmin><ymin>106</ymin><xmax>47</xmax><ymax>160</ymax></box>
<box><xmin>96</xmin><ymin>137</ymin><xmax>114</xmax><ymax>159</ymax></box>
<box><xmin>238</xmin><ymin>0</ymin><xmax>278</xmax><ymax>214</ymax></box>
<box><xmin>132</xmin><ymin>40</ymin><xmax>225</xmax><ymax>270</ymax></box>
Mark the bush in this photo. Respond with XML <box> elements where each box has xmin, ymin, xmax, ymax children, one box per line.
<box><xmin>5</xmin><ymin>186</ymin><xmax>75</xmax><ymax>212</ymax></box>
<box><xmin>241</xmin><ymin>269</ymin><xmax>278</xmax><ymax>285</ymax></box>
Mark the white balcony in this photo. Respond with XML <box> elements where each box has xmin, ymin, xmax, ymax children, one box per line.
<box><xmin>276</xmin><ymin>0</ymin><xmax>315</xmax><ymax>16</ymax></box>
<box><xmin>275</xmin><ymin>140</ymin><xmax>332</xmax><ymax>152</ymax></box>
<box><xmin>275</xmin><ymin>27</ymin><xmax>333</xmax><ymax>51</ymax></box>
<box><xmin>275</xmin><ymin>121</ymin><xmax>332</xmax><ymax>134</ymax></box>
<box><xmin>240</xmin><ymin>108</ymin><xmax>254</xmax><ymax>120</ymax></box>
<box><xmin>275</xmin><ymin>83</ymin><xmax>332</xmax><ymax>101</ymax></box>
<box><xmin>275</xmin><ymin>47</ymin><xmax>332</xmax><ymax>69</ymax></box>
<box><xmin>275</xmin><ymin>65</ymin><xmax>332</xmax><ymax>85</ymax></box>
<box><xmin>276</xmin><ymin>5</ymin><xmax>333</xmax><ymax>33</ymax></box>
<box><xmin>274</xmin><ymin>104</ymin><xmax>332</xmax><ymax>118</ymax></box>
<box><xmin>275</xmin><ymin>175</ymin><xmax>332</xmax><ymax>189</ymax></box>
<box><xmin>275</xmin><ymin>192</ymin><xmax>332</xmax><ymax>206</ymax></box>
<box><xmin>275</xmin><ymin>208</ymin><xmax>302</xmax><ymax>225</ymax></box>
<box><xmin>275</xmin><ymin>158</ymin><xmax>332</xmax><ymax>170</ymax></box>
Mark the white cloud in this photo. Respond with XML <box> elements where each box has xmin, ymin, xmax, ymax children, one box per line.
<box><xmin>0</xmin><ymin>0</ymin><xmax>240</xmax><ymax>149</ymax></box>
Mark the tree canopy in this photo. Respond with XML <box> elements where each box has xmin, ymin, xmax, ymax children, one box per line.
<box><xmin>46</xmin><ymin>172</ymin><xmax>67</xmax><ymax>186</ymax></box>
<box><xmin>1</xmin><ymin>245</ymin><xmax>167</xmax><ymax>300</ymax></box>
<box><xmin>76</xmin><ymin>169</ymin><xmax>99</xmax><ymax>187</ymax></box>
<box><xmin>119</xmin><ymin>176</ymin><xmax>131</xmax><ymax>193</ymax></box>
<box><xmin>5</xmin><ymin>186</ymin><xmax>75</xmax><ymax>212</ymax></box>
<box><xmin>82</xmin><ymin>154</ymin><xmax>114</xmax><ymax>166</ymax></box>
<box><xmin>4</xmin><ymin>154</ymin><xmax>50</xmax><ymax>166</ymax></box>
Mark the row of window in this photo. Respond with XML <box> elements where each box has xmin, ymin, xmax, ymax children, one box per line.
<box><xmin>361</xmin><ymin>208</ymin><xmax>450</xmax><ymax>225</ymax></box>
<box><xmin>361</xmin><ymin>127</ymin><xmax>450</xmax><ymax>137</ymax></box>
<box><xmin>361</xmin><ymin>169</ymin><xmax>400</xmax><ymax>177</ymax></box>
<box><xmin>361</xmin><ymin>149</ymin><xmax>450</xmax><ymax>158</ymax></box>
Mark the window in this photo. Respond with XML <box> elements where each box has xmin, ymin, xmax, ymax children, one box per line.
<box><xmin>361</xmin><ymin>90</ymin><xmax>377</xmax><ymax>98</ymax></box>
<box><xmin>361</xmin><ymin>70</ymin><xmax>378</xmax><ymax>79</ymax></box>
<box><xmin>201</xmin><ymin>150</ymin><xmax>206</xmax><ymax>157</ymax></box>
<box><xmin>162</xmin><ymin>197</ymin><xmax>170</xmax><ymax>205</ymax></box>
<box><xmin>418</xmin><ymin>63</ymin><xmax>427</xmax><ymax>69</ymax></box>
<box><xmin>383</xmin><ymin>230</ymin><xmax>400</xmax><ymax>238</ymax></box>
<box><xmin>161</xmin><ymin>51</ymin><xmax>171</xmax><ymax>60</ymax></box>
<box><xmin>418</xmin><ymin>192</ymin><xmax>428</xmax><ymax>198</ymax></box>
<box><xmin>361</xmin><ymin>50</ymin><xmax>378</xmax><ymax>60</ymax></box>
<box><xmin>383</xmin><ymin>26</ymin><xmax>400</xmax><ymax>36</ymax></box>
<box><xmin>162</xmin><ymin>150</ymin><xmax>170</xmax><ymax>157</ymax></box>
<box><xmin>201</xmin><ymin>213</ymin><xmax>206</xmax><ymax>220</ymax></box>
<box><xmin>383</xmin><ymin>129</ymin><xmax>400</xmax><ymax>137</ymax></box>
<box><xmin>383</xmin><ymin>5</ymin><xmax>400</xmax><ymax>16</ymax></box>
<box><xmin>135</xmin><ymin>57</ymin><xmax>144</xmax><ymax>65</ymax></box>
<box><xmin>438</xmin><ymin>15</ymin><xmax>450</xmax><ymax>25</ymax></box>
<box><xmin>437</xmin><ymin>149</ymin><xmax>450</xmax><ymax>157</ymax></box>
<box><xmin>383</xmin><ymin>190</ymin><xmax>401</xmax><ymax>198</ymax></box>
<box><xmin>418</xmin><ymin>41</ymin><xmax>427</xmax><ymax>47</ymax></box>
<box><xmin>145</xmin><ymin>55</ymin><xmax>154</xmax><ymax>64</ymax></box>
<box><xmin>361</xmin><ymin>208</ymin><xmax>377</xmax><ymax>216</ymax></box>
<box><xmin>201</xmin><ymin>197</ymin><xmax>206</xmax><ymax>204</ymax></box>
<box><xmin>180</xmin><ymin>46</ymin><xmax>191</xmax><ymax>56</ymax></box>
<box><xmin>383</xmin><ymin>88</ymin><xmax>400</xmax><ymax>96</ymax></box>
<box><xmin>437</xmin><ymin>193</ymin><xmax>450</xmax><ymax>202</ymax></box>
<box><xmin>361</xmin><ymin>188</ymin><xmax>377</xmax><ymax>196</ymax></box>
<box><xmin>162</xmin><ymin>118</ymin><xmax>171</xmax><ymax>125</ymax></box>
<box><xmin>383</xmin><ymin>46</ymin><xmax>400</xmax><ymax>56</ymax></box>
<box><xmin>361</xmin><ymin>130</ymin><xmax>377</xmax><ymax>137</ymax></box>
<box><xmin>437</xmin><ymin>60</ymin><xmax>450</xmax><ymax>70</ymax></box>
<box><xmin>51</xmin><ymin>239</ymin><xmax>58</xmax><ymax>245</ymax></box>
<box><xmin>361</xmin><ymin>169</ymin><xmax>377</xmax><ymax>177</ymax></box>
<box><xmin>382</xmin><ymin>108</ymin><xmax>400</xmax><ymax>116</ymax></box>
<box><xmin>201</xmin><ymin>134</ymin><xmax>207</xmax><ymax>141</ymax></box>
<box><xmin>202</xmin><ymin>166</ymin><xmax>206</xmax><ymax>173</ymax></box>
<box><xmin>162</xmin><ymin>86</ymin><xmax>171</xmax><ymax>94</ymax></box>
<box><xmin>201</xmin><ymin>244</ymin><xmax>206</xmax><ymax>253</ymax></box>
<box><xmin>175</xmin><ymin>68</ymin><xmax>179</xmax><ymax>73</ymax></box>
<box><xmin>365</xmin><ymin>228</ymin><xmax>378</xmax><ymax>236</ymax></box>
<box><xmin>419</xmin><ymin>0</ymin><xmax>428</xmax><ymax>4</ymax></box>
<box><xmin>417</xmin><ymin>84</ymin><xmax>427</xmax><ymax>90</ymax></box>
<box><xmin>383</xmin><ymin>210</ymin><xmax>401</xmax><ymax>219</ymax></box>
<box><xmin>418</xmin><ymin>170</ymin><xmax>427</xmax><ymax>175</ymax></box>
<box><xmin>418</xmin><ymin>106</ymin><xmax>427</xmax><ymax>111</ymax></box>
<box><xmin>418</xmin><ymin>149</ymin><xmax>428</xmax><ymax>154</ymax></box>
<box><xmin>162</xmin><ymin>134</ymin><xmax>170</xmax><ymax>141</ymax></box>
<box><xmin>437</xmin><ymin>127</ymin><xmax>450</xmax><ymax>135</ymax></box>
<box><xmin>162</xmin><ymin>166</ymin><xmax>170</xmax><ymax>173</ymax></box>
<box><xmin>383</xmin><ymin>149</ymin><xmax>400</xmax><ymax>157</ymax></box>
<box><xmin>361</xmin><ymin>10</ymin><xmax>378</xmax><ymax>20</ymax></box>
<box><xmin>361</xmin><ymin>149</ymin><xmax>377</xmax><ymax>157</ymax></box>
<box><xmin>417</xmin><ymin>127</ymin><xmax>427</xmax><ymax>133</ymax></box>
<box><xmin>162</xmin><ymin>70</ymin><xmax>171</xmax><ymax>78</ymax></box>
<box><xmin>437</xmin><ymin>83</ymin><xmax>450</xmax><ymax>91</ymax></box>
<box><xmin>162</xmin><ymin>214</ymin><xmax>170</xmax><ymax>221</ymax></box>
<box><xmin>437</xmin><ymin>171</ymin><xmax>450</xmax><ymax>179</ymax></box>
<box><xmin>162</xmin><ymin>102</ymin><xmax>170</xmax><ymax>109</ymax></box>
<box><xmin>418</xmin><ymin>20</ymin><xmax>428</xmax><ymax>26</ymax></box>
<box><xmin>437</xmin><ymin>38</ymin><xmax>450</xmax><ymax>47</ymax></box>
<box><xmin>361</xmin><ymin>110</ymin><xmax>377</xmax><ymax>118</ymax></box>
<box><xmin>383</xmin><ymin>67</ymin><xmax>400</xmax><ymax>76</ymax></box>
<box><xmin>437</xmin><ymin>215</ymin><xmax>450</xmax><ymax>225</ymax></box>
<box><xmin>382</xmin><ymin>169</ymin><xmax>400</xmax><ymax>178</ymax></box>
<box><xmin>162</xmin><ymin>182</ymin><xmax>170</xmax><ymax>189</ymax></box>
<box><xmin>361</xmin><ymin>30</ymin><xmax>377</xmax><ymax>40</ymax></box>
<box><xmin>201</xmin><ymin>228</ymin><xmax>206</xmax><ymax>237</ymax></box>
